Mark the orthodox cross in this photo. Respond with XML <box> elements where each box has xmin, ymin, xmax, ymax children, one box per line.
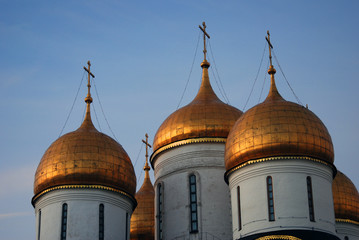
<box><xmin>83</xmin><ymin>61</ymin><xmax>95</xmax><ymax>102</ymax></box>
<box><xmin>265</xmin><ymin>31</ymin><xmax>274</xmax><ymax>67</ymax></box>
<box><xmin>199</xmin><ymin>22</ymin><xmax>211</xmax><ymax>60</ymax></box>
<box><xmin>142</xmin><ymin>133</ymin><xmax>152</xmax><ymax>168</ymax></box>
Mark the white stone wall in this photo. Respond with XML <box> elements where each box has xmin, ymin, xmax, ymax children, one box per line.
<box><xmin>336</xmin><ymin>222</ymin><xmax>359</xmax><ymax>240</ymax></box>
<box><xmin>34</xmin><ymin>188</ymin><xmax>134</xmax><ymax>240</ymax></box>
<box><xmin>228</xmin><ymin>159</ymin><xmax>337</xmax><ymax>239</ymax></box>
<box><xmin>153</xmin><ymin>143</ymin><xmax>232</xmax><ymax>240</ymax></box>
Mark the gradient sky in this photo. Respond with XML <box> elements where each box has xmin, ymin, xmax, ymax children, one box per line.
<box><xmin>1</xmin><ymin>1</ymin><xmax>358</xmax><ymax>239</ymax></box>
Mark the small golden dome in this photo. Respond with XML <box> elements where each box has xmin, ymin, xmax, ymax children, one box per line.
<box><xmin>151</xmin><ymin>60</ymin><xmax>242</xmax><ymax>158</ymax></box>
<box><xmin>333</xmin><ymin>171</ymin><xmax>359</xmax><ymax>224</ymax></box>
<box><xmin>34</xmin><ymin>65</ymin><xmax>136</xmax><ymax>199</ymax></box>
<box><xmin>130</xmin><ymin>164</ymin><xmax>155</xmax><ymax>240</ymax></box>
<box><xmin>225</xmin><ymin>68</ymin><xmax>334</xmax><ymax>172</ymax></box>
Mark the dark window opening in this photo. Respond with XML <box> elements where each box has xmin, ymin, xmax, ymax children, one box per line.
<box><xmin>61</xmin><ymin>203</ymin><xmax>68</xmax><ymax>240</ymax></box>
<box><xmin>237</xmin><ymin>186</ymin><xmax>241</xmax><ymax>230</ymax></box>
<box><xmin>99</xmin><ymin>204</ymin><xmax>104</xmax><ymax>240</ymax></box>
<box><xmin>307</xmin><ymin>176</ymin><xmax>315</xmax><ymax>222</ymax></box>
<box><xmin>189</xmin><ymin>174</ymin><xmax>198</xmax><ymax>233</ymax></box>
<box><xmin>157</xmin><ymin>183</ymin><xmax>163</xmax><ymax>240</ymax></box>
<box><xmin>267</xmin><ymin>176</ymin><xmax>275</xmax><ymax>221</ymax></box>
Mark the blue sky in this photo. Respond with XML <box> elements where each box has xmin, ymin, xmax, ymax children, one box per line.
<box><xmin>1</xmin><ymin>1</ymin><xmax>358</xmax><ymax>239</ymax></box>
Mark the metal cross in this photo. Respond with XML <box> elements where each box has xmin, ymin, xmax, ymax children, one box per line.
<box><xmin>199</xmin><ymin>22</ymin><xmax>211</xmax><ymax>60</ymax></box>
<box><xmin>142</xmin><ymin>133</ymin><xmax>152</xmax><ymax>167</ymax></box>
<box><xmin>83</xmin><ymin>61</ymin><xmax>95</xmax><ymax>101</ymax></box>
<box><xmin>265</xmin><ymin>31</ymin><xmax>274</xmax><ymax>66</ymax></box>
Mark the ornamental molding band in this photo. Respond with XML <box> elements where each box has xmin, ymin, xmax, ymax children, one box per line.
<box><xmin>336</xmin><ymin>218</ymin><xmax>359</xmax><ymax>226</ymax></box>
<box><xmin>256</xmin><ymin>235</ymin><xmax>302</xmax><ymax>240</ymax></box>
<box><xmin>150</xmin><ymin>137</ymin><xmax>227</xmax><ymax>165</ymax></box>
<box><xmin>225</xmin><ymin>155</ymin><xmax>335</xmax><ymax>182</ymax></box>
<box><xmin>31</xmin><ymin>184</ymin><xmax>137</xmax><ymax>207</ymax></box>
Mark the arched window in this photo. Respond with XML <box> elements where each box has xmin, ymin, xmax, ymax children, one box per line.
<box><xmin>237</xmin><ymin>186</ymin><xmax>241</xmax><ymax>230</ymax></box>
<box><xmin>307</xmin><ymin>176</ymin><xmax>315</xmax><ymax>221</ymax></box>
<box><xmin>61</xmin><ymin>203</ymin><xmax>68</xmax><ymax>240</ymax></box>
<box><xmin>99</xmin><ymin>204</ymin><xmax>104</xmax><ymax>240</ymax></box>
<box><xmin>266</xmin><ymin>176</ymin><xmax>275</xmax><ymax>221</ymax></box>
<box><xmin>157</xmin><ymin>183</ymin><xmax>163</xmax><ymax>240</ymax></box>
<box><xmin>189</xmin><ymin>174</ymin><xmax>198</xmax><ymax>233</ymax></box>
<box><xmin>38</xmin><ymin>210</ymin><xmax>41</xmax><ymax>240</ymax></box>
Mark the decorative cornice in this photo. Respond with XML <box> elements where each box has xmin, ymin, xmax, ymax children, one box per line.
<box><xmin>256</xmin><ymin>235</ymin><xmax>301</xmax><ymax>240</ymax></box>
<box><xmin>32</xmin><ymin>184</ymin><xmax>137</xmax><ymax>207</ymax></box>
<box><xmin>150</xmin><ymin>137</ymin><xmax>226</xmax><ymax>167</ymax></box>
<box><xmin>225</xmin><ymin>156</ymin><xmax>335</xmax><ymax>183</ymax></box>
<box><xmin>336</xmin><ymin>218</ymin><xmax>359</xmax><ymax>226</ymax></box>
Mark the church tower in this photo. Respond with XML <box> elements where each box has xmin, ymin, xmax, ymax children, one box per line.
<box><xmin>130</xmin><ymin>134</ymin><xmax>155</xmax><ymax>240</ymax></box>
<box><xmin>32</xmin><ymin>62</ymin><xmax>137</xmax><ymax>240</ymax></box>
<box><xmin>333</xmin><ymin>170</ymin><xmax>359</xmax><ymax>240</ymax></box>
<box><xmin>150</xmin><ymin>23</ymin><xmax>242</xmax><ymax>240</ymax></box>
<box><xmin>224</xmin><ymin>32</ymin><xmax>339</xmax><ymax>240</ymax></box>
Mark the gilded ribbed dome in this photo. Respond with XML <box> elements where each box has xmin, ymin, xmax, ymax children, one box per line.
<box><xmin>225</xmin><ymin>66</ymin><xmax>334</xmax><ymax>172</ymax></box>
<box><xmin>333</xmin><ymin>170</ymin><xmax>359</xmax><ymax>224</ymax></box>
<box><xmin>34</xmin><ymin>107</ymin><xmax>136</xmax><ymax>197</ymax></box>
<box><xmin>33</xmin><ymin>70</ymin><xmax>136</xmax><ymax>199</ymax></box>
<box><xmin>130</xmin><ymin>164</ymin><xmax>155</xmax><ymax>240</ymax></box>
<box><xmin>151</xmin><ymin>60</ymin><xmax>242</xmax><ymax>159</ymax></box>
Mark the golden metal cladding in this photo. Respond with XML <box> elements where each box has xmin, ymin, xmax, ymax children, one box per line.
<box><xmin>130</xmin><ymin>170</ymin><xmax>155</xmax><ymax>240</ymax></box>
<box><xmin>332</xmin><ymin>170</ymin><xmax>359</xmax><ymax>224</ymax></box>
<box><xmin>256</xmin><ymin>236</ymin><xmax>301</xmax><ymax>240</ymax></box>
<box><xmin>225</xmin><ymin>72</ymin><xmax>334</xmax><ymax>171</ymax></box>
<box><xmin>152</xmin><ymin>60</ymin><xmax>242</xmax><ymax>157</ymax></box>
<box><xmin>34</xmin><ymin>109</ymin><xmax>137</xmax><ymax>197</ymax></box>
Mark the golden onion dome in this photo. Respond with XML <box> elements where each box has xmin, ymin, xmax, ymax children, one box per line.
<box><xmin>33</xmin><ymin>64</ymin><xmax>136</xmax><ymax>201</ymax></box>
<box><xmin>332</xmin><ymin>170</ymin><xmax>359</xmax><ymax>224</ymax></box>
<box><xmin>130</xmin><ymin>163</ymin><xmax>155</xmax><ymax>240</ymax></box>
<box><xmin>225</xmin><ymin>65</ymin><xmax>334</xmax><ymax>173</ymax></box>
<box><xmin>151</xmin><ymin>60</ymin><xmax>242</xmax><ymax>160</ymax></box>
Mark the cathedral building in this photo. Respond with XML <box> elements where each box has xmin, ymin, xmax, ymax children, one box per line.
<box><xmin>32</xmin><ymin>25</ymin><xmax>359</xmax><ymax>240</ymax></box>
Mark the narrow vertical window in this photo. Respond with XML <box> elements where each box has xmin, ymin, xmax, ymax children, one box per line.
<box><xmin>125</xmin><ymin>212</ymin><xmax>128</xmax><ymax>239</ymax></box>
<box><xmin>38</xmin><ymin>210</ymin><xmax>41</xmax><ymax>240</ymax></box>
<box><xmin>237</xmin><ymin>186</ymin><xmax>241</xmax><ymax>231</ymax></box>
<box><xmin>99</xmin><ymin>204</ymin><xmax>104</xmax><ymax>240</ymax></box>
<box><xmin>157</xmin><ymin>183</ymin><xmax>163</xmax><ymax>240</ymax></box>
<box><xmin>189</xmin><ymin>174</ymin><xmax>198</xmax><ymax>233</ymax></box>
<box><xmin>307</xmin><ymin>176</ymin><xmax>315</xmax><ymax>221</ymax></box>
<box><xmin>266</xmin><ymin>176</ymin><xmax>275</xmax><ymax>221</ymax></box>
<box><xmin>61</xmin><ymin>203</ymin><xmax>68</xmax><ymax>240</ymax></box>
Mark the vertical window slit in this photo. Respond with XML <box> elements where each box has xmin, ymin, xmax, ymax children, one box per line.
<box><xmin>189</xmin><ymin>174</ymin><xmax>198</xmax><ymax>233</ymax></box>
<box><xmin>157</xmin><ymin>183</ymin><xmax>163</xmax><ymax>240</ymax></box>
<box><xmin>61</xmin><ymin>203</ymin><xmax>68</xmax><ymax>240</ymax></box>
<box><xmin>99</xmin><ymin>204</ymin><xmax>104</xmax><ymax>240</ymax></box>
<box><xmin>307</xmin><ymin>176</ymin><xmax>315</xmax><ymax>221</ymax></box>
<box><xmin>237</xmin><ymin>186</ymin><xmax>241</xmax><ymax>230</ymax></box>
<box><xmin>266</xmin><ymin>176</ymin><xmax>275</xmax><ymax>221</ymax></box>
<box><xmin>38</xmin><ymin>210</ymin><xmax>41</xmax><ymax>240</ymax></box>
<box><xmin>125</xmin><ymin>212</ymin><xmax>128</xmax><ymax>239</ymax></box>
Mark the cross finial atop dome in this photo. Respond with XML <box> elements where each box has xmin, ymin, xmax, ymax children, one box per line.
<box><xmin>83</xmin><ymin>60</ymin><xmax>95</xmax><ymax>104</ymax></box>
<box><xmin>142</xmin><ymin>133</ymin><xmax>152</xmax><ymax>176</ymax></box>
<box><xmin>264</xmin><ymin>31</ymin><xmax>282</xmax><ymax>101</ymax></box>
<box><xmin>80</xmin><ymin>61</ymin><xmax>96</xmax><ymax>129</ymax></box>
<box><xmin>199</xmin><ymin>22</ymin><xmax>211</xmax><ymax>62</ymax></box>
<box><xmin>265</xmin><ymin>31</ymin><xmax>276</xmax><ymax>75</ymax></box>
